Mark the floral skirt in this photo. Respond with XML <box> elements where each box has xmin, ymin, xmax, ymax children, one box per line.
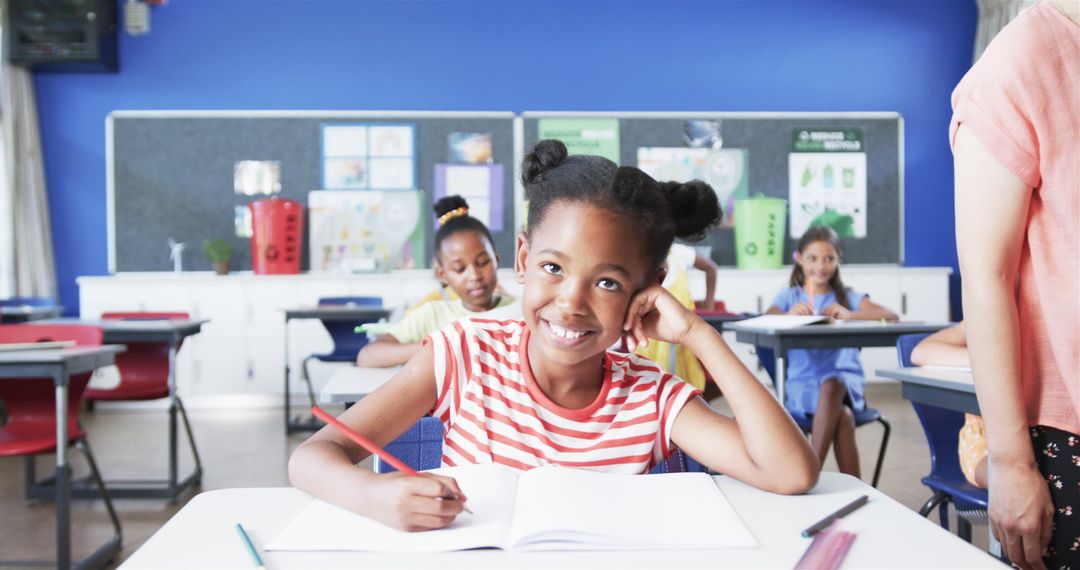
<box><xmin>1030</xmin><ymin>425</ymin><xmax>1079</xmax><ymax>567</ymax></box>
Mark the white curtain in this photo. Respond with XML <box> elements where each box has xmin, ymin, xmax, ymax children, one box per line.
<box><xmin>973</xmin><ymin>0</ymin><xmax>1038</xmax><ymax>62</ymax></box>
<box><xmin>0</xmin><ymin>41</ymin><xmax>58</xmax><ymax>299</ymax></box>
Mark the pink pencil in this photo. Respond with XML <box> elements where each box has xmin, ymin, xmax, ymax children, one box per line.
<box><xmin>311</xmin><ymin>405</ymin><xmax>471</xmax><ymax>512</ymax></box>
<box><xmin>808</xmin><ymin>282</ymin><xmax>816</xmax><ymax>315</ymax></box>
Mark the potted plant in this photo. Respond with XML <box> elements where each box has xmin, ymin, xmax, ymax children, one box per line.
<box><xmin>203</xmin><ymin>239</ymin><xmax>234</xmax><ymax>275</ymax></box>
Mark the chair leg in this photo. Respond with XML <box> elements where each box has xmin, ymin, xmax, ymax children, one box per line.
<box><xmin>24</xmin><ymin>456</ymin><xmax>37</xmax><ymax>500</ymax></box>
<box><xmin>175</xmin><ymin>396</ymin><xmax>203</xmax><ymax>476</ymax></box>
<box><xmin>957</xmin><ymin>516</ymin><xmax>973</xmax><ymax>543</ymax></box>
<box><xmin>918</xmin><ymin>490</ymin><xmax>947</xmax><ymax>517</ymax></box>
<box><xmin>301</xmin><ymin>355</ymin><xmax>318</xmax><ymax>409</ymax></box>
<box><xmin>75</xmin><ymin>438</ymin><xmax>123</xmax><ymax>541</ymax></box>
<box><xmin>871</xmin><ymin>417</ymin><xmax>891</xmax><ymax>488</ymax></box>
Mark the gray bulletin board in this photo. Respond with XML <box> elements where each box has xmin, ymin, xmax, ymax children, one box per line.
<box><xmin>108</xmin><ymin>111</ymin><xmax>517</xmax><ymax>272</ymax></box>
<box><xmin>522</xmin><ymin>112</ymin><xmax>904</xmax><ymax>265</ymax></box>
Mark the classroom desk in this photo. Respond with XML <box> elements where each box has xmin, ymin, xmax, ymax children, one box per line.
<box><xmin>1</xmin><ymin>304</ymin><xmax>62</xmax><ymax>323</ymax></box>
<box><xmin>723</xmin><ymin>320</ymin><xmax>948</xmax><ymax>406</ymax></box>
<box><xmin>876</xmin><ymin>366</ymin><xmax>979</xmax><ymax>415</ymax></box>
<box><xmin>120</xmin><ymin>472</ymin><xmax>999</xmax><ymax>569</ymax></box>
<box><xmin>283</xmin><ymin>306</ymin><xmax>392</xmax><ymax>433</ymax></box>
<box><xmin>0</xmin><ymin>345</ymin><xmax>123</xmax><ymax>570</ymax></box>
<box><xmin>697</xmin><ymin>311</ymin><xmax>751</xmax><ymax>334</ymax></box>
<box><xmin>319</xmin><ymin>365</ymin><xmax>401</xmax><ymax>404</ymax></box>
<box><xmin>34</xmin><ymin>318</ymin><xmax>208</xmax><ymax>500</ymax></box>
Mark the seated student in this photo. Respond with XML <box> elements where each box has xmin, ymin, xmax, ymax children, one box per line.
<box><xmin>356</xmin><ymin>196</ymin><xmax>516</xmax><ymax>367</ymax></box>
<box><xmin>290</xmin><ymin>140</ymin><xmax>819</xmax><ymax>532</ymax></box>
<box><xmin>634</xmin><ymin>242</ymin><xmax>719</xmax><ymax>391</ymax></box>
<box><xmin>911</xmin><ymin>322</ymin><xmax>987</xmax><ymax>489</ymax></box>
<box><xmin>766</xmin><ymin>226</ymin><xmax>898</xmax><ymax>479</ymax></box>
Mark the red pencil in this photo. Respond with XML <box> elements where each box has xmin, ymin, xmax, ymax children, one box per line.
<box><xmin>310</xmin><ymin>406</ymin><xmax>471</xmax><ymax>512</ymax></box>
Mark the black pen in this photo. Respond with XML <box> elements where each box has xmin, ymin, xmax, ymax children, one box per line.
<box><xmin>801</xmin><ymin>495</ymin><xmax>869</xmax><ymax>538</ymax></box>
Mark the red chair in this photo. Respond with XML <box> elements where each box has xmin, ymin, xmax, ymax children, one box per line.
<box><xmin>82</xmin><ymin>312</ymin><xmax>202</xmax><ymax>500</ymax></box>
<box><xmin>0</xmin><ymin>324</ymin><xmax>122</xmax><ymax>567</ymax></box>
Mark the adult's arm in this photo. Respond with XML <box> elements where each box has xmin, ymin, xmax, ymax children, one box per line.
<box><xmin>953</xmin><ymin>126</ymin><xmax>1053</xmax><ymax>570</ymax></box>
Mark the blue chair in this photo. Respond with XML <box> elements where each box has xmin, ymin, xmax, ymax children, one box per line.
<box><xmin>756</xmin><ymin>346</ymin><xmax>890</xmax><ymax>487</ymax></box>
<box><xmin>375</xmin><ymin>416</ymin><xmax>707</xmax><ymax>474</ymax></box>
<box><xmin>896</xmin><ymin>333</ymin><xmax>988</xmax><ymax>543</ymax></box>
<box><xmin>0</xmin><ymin>296</ymin><xmax>60</xmax><ymax>323</ymax></box>
<box><xmin>301</xmin><ymin>296</ymin><xmax>383</xmax><ymax>412</ymax></box>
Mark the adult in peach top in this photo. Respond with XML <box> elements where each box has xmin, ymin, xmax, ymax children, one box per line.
<box><xmin>951</xmin><ymin>2</ymin><xmax>1078</xmax><ymax>569</ymax></box>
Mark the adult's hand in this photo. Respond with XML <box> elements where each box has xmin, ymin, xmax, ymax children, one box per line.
<box><xmin>990</xmin><ymin>461</ymin><xmax>1054</xmax><ymax>570</ymax></box>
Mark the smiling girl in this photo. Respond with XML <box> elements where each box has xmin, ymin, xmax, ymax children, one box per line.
<box><xmin>290</xmin><ymin>140</ymin><xmax>818</xmax><ymax>532</ymax></box>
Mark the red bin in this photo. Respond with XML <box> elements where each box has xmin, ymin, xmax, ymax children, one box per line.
<box><xmin>249</xmin><ymin>198</ymin><xmax>304</xmax><ymax>275</ymax></box>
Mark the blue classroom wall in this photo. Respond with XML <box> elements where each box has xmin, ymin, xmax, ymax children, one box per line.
<box><xmin>35</xmin><ymin>0</ymin><xmax>976</xmax><ymax>317</ymax></box>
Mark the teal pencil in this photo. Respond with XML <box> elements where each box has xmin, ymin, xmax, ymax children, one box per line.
<box><xmin>234</xmin><ymin>523</ymin><xmax>267</xmax><ymax>570</ymax></box>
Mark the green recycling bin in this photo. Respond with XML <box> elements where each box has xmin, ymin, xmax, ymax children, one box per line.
<box><xmin>734</xmin><ymin>196</ymin><xmax>787</xmax><ymax>269</ymax></box>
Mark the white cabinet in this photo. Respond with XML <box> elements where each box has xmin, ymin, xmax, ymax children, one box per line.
<box><xmin>78</xmin><ymin>266</ymin><xmax>950</xmax><ymax>400</ymax></box>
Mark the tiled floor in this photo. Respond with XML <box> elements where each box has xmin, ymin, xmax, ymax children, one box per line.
<box><xmin>0</xmin><ymin>383</ymin><xmax>990</xmax><ymax>568</ymax></box>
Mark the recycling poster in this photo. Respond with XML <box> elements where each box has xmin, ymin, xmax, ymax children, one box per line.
<box><xmin>788</xmin><ymin>128</ymin><xmax>867</xmax><ymax>238</ymax></box>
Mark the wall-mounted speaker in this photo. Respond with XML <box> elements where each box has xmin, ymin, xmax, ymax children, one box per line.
<box><xmin>5</xmin><ymin>0</ymin><xmax>119</xmax><ymax>72</ymax></box>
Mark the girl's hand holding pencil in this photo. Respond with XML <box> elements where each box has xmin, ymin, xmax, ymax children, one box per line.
<box><xmin>819</xmin><ymin>304</ymin><xmax>854</xmax><ymax>320</ymax></box>
<box><xmin>787</xmin><ymin>302</ymin><xmax>815</xmax><ymax>316</ymax></box>
<box><xmin>310</xmin><ymin>406</ymin><xmax>470</xmax><ymax>532</ymax></box>
<box><xmin>369</xmin><ymin>471</ymin><xmax>470</xmax><ymax>532</ymax></box>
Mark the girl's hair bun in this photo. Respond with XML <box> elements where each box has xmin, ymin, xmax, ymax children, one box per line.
<box><xmin>660</xmin><ymin>180</ymin><xmax>722</xmax><ymax>242</ymax></box>
<box><xmin>433</xmin><ymin>195</ymin><xmax>470</xmax><ymax>218</ymax></box>
<box><xmin>521</xmin><ymin>139</ymin><xmax>569</xmax><ymax>186</ymax></box>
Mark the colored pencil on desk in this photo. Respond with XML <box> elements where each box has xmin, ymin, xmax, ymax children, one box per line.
<box><xmin>795</xmin><ymin>520</ymin><xmax>856</xmax><ymax>570</ymax></box>
<box><xmin>808</xmin><ymin>283</ymin><xmax>815</xmax><ymax>315</ymax></box>
<box><xmin>234</xmin><ymin>523</ymin><xmax>266</xmax><ymax>570</ymax></box>
<box><xmin>310</xmin><ymin>405</ymin><xmax>472</xmax><ymax>513</ymax></box>
<box><xmin>354</xmin><ymin>323</ymin><xmax>393</xmax><ymax>335</ymax></box>
<box><xmin>801</xmin><ymin>494</ymin><xmax>868</xmax><ymax>537</ymax></box>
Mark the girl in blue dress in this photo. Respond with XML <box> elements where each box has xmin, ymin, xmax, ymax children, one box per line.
<box><xmin>765</xmin><ymin>226</ymin><xmax>898</xmax><ymax>478</ymax></box>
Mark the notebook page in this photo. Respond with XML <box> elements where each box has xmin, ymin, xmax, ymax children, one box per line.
<box><xmin>266</xmin><ymin>464</ymin><xmax>518</xmax><ymax>552</ymax></box>
<box><xmin>735</xmin><ymin>315</ymin><xmax>831</xmax><ymax>329</ymax></box>
<box><xmin>507</xmin><ymin>467</ymin><xmax>757</xmax><ymax>550</ymax></box>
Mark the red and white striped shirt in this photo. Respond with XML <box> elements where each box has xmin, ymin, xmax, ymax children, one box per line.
<box><xmin>426</xmin><ymin>318</ymin><xmax>699</xmax><ymax>474</ymax></box>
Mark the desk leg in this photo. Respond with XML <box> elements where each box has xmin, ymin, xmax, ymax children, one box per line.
<box><xmin>775</xmin><ymin>353</ymin><xmax>786</xmax><ymax>406</ymax></box>
<box><xmin>54</xmin><ymin>377</ymin><xmax>71</xmax><ymax>570</ymax></box>
<box><xmin>168</xmin><ymin>345</ymin><xmax>178</xmax><ymax>489</ymax></box>
<box><xmin>283</xmin><ymin>317</ymin><xmax>292</xmax><ymax>433</ymax></box>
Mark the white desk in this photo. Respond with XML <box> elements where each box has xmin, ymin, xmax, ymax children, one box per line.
<box><xmin>876</xmin><ymin>366</ymin><xmax>978</xmax><ymax>415</ymax></box>
<box><xmin>319</xmin><ymin>365</ymin><xmax>401</xmax><ymax>404</ymax></box>
<box><xmin>724</xmin><ymin>320</ymin><xmax>949</xmax><ymax>405</ymax></box>
<box><xmin>120</xmin><ymin>473</ymin><xmax>998</xmax><ymax>569</ymax></box>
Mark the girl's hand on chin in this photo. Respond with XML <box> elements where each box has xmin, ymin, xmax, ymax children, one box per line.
<box><xmin>622</xmin><ymin>284</ymin><xmax>698</xmax><ymax>351</ymax></box>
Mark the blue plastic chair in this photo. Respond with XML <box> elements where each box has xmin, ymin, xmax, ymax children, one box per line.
<box><xmin>301</xmin><ymin>296</ymin><xmax>383</xmax><ymax>411</ymax></box>
<box><xmin>375</xmin><ymin>416</ymin><xmax>706</xmax><ymax>474</ymax></box>
<box><xmin>756</xmin><ymin>346</ymin><xmax>890</xmax><ymax>488</ymax></box>
<box><xmin>896</xmin><ymin>333</ymin><xmax>988</xmax><ymax>543</ymax></box>
<box><xmin>0</xmin><ymin>296</ymin><xmax>60</xmax><ymax>323</ymax></box>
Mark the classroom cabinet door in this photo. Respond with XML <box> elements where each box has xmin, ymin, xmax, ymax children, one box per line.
<box><xmin>901</xmin><ymin>272</ymin><xmax>952</xmax><ymax>322</ymax></box>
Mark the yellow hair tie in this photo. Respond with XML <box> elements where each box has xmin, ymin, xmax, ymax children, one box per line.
<box><xmin>438</xmin><ymin>206</ymin><xmax>469</xmax><ymax>226</ymax></box>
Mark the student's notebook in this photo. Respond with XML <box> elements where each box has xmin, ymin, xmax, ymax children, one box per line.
<box><xmin>734</xmin><ymin>315</ymin><xmax>835</xmax><ymax>329</ymax></box>
<box><xmin>0</xmin><ymin>340</ymin><xmax>76</xmax><ymax>352</ymax></box>
<box><xmin>267</xmin><ymin>464</ymin><xmax>758</xmax><ymax>552</ymax></box>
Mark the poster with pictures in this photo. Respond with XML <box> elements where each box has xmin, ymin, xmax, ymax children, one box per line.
<box><xmin>308</xmin><ymin>190</ymin><xmax>424</xmax><ymax>273</ymax></box>
<box><xmin>637</xmin><ymin>147</ymin><xmax>748</xmax><ymax>227</ymax></box>
<box><xmin>433</xmin><ymin>164</ymin><xmax>504</xmax><ymax>231</ymax></box>
<box><xmin>448</xmin><ymin>132</ymin><xmax>493</xmax><ymax>164</ymax></box>
<box><xmin>321</xmin><ymin>123</ymin><xmax>416</xmax><ymax>190</ymax></box>
<box><xmin>788</xmin><ymin>152</ymin><xmax>867</xmax><ymax>238</ymax></box>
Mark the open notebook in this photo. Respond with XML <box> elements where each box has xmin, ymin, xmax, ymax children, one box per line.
<box><xmin>0</xmin><ymin>340</ymin><xmax>76</xmax><ymax>352</ymax></box>
<box><xmin>734</xmin><ymin>315</ymin><xmax>836</xmax><ymax>329</ymax></box>
<box><xmin>267</xmin><ymin>464</ymin><xmax>757</xmax><ymax>552</ymax></box>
